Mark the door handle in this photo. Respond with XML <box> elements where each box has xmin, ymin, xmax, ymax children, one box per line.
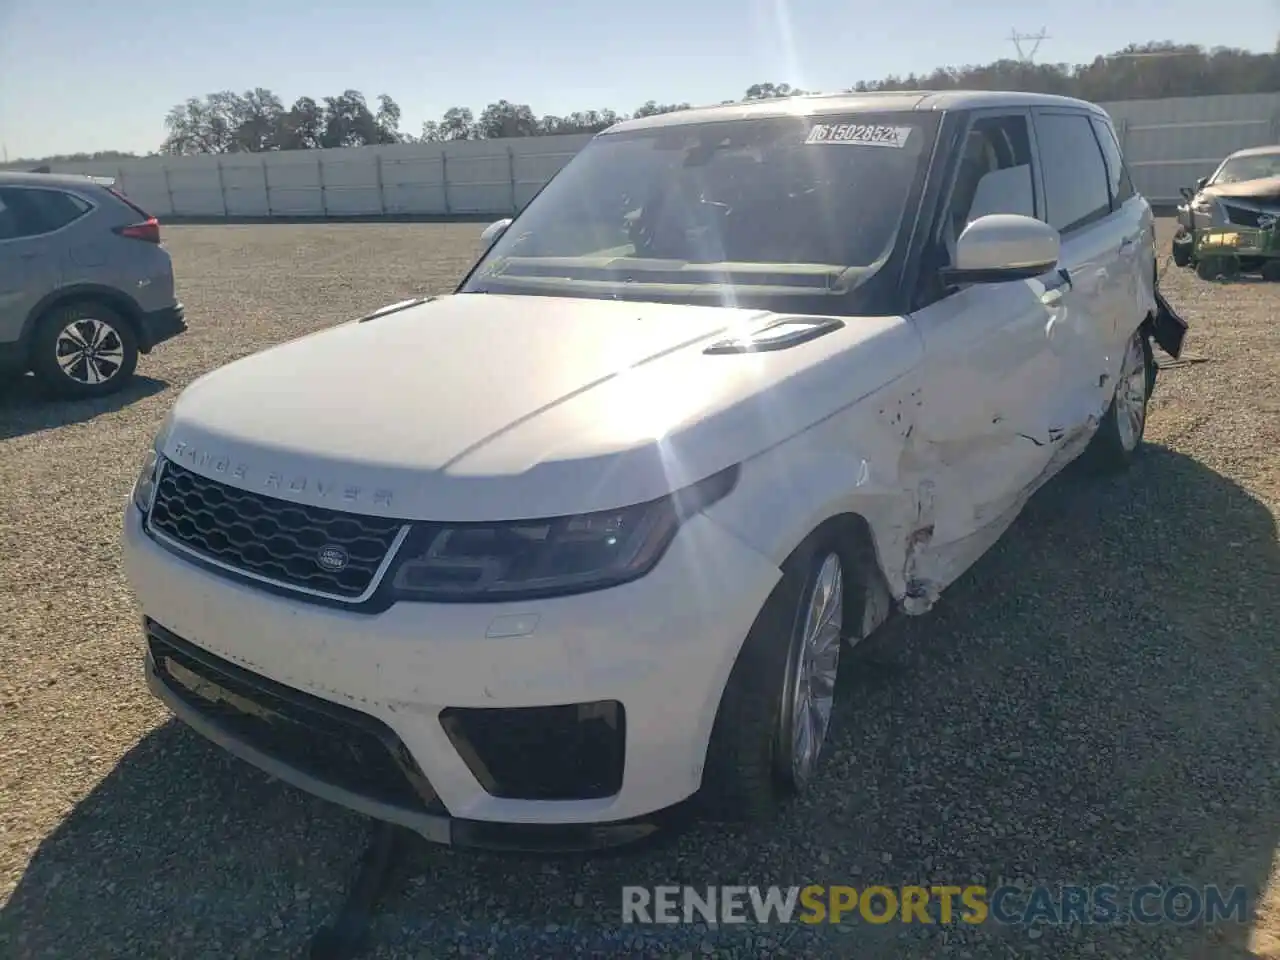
<box><xmin>1119</xmin><ymin>236</ymin><xmax>1136</xmax><ymax>251</ymax></box>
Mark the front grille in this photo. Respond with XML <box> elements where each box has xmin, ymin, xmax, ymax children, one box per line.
<box><xmin>440</xmin><ymin>702</ymin><xmax>626</xmax><ymax>800</ymax></box>
<box><xmin>147</xmin><ymin>621</ymin><xmax>444</xmax><ymax>813</ymax></box>
<box><xmin>149</xmin><ymin>459</ymin><xmax>404</xmax><ymax>598</ymax></box>
<box><xmin>1222</xmin><ymin>204</ymin><xmax>1279</xmax><ymax>228</ymax></box>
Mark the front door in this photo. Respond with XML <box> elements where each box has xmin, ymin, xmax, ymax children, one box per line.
<box><xmin>906</xmin><ymin>109</ymin><xmax>1070</xmax><ymax>561</ymax></box>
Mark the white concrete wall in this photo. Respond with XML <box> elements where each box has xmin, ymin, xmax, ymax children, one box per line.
<box><xmin>29</xmin><ymin>94</ymin><xmax>1280</xmax><ymax>216</ymax></box>
<box><xmin>1107</xmin><ymin>92</ymin><xmax>1280</xmax><ymax>202</ymax></box>
<box><xmin>32</xmin><ymin>135</ymin><xmax>593</xmax><ymax>219</ymax></box>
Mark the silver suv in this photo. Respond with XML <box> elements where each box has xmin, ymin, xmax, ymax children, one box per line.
<box><xmin>0</xmin><ymin>171</ymin><xmax>186</xmax><ymax>398</ymax></box>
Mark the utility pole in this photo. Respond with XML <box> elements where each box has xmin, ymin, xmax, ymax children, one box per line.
<box><xmin>1009</xmin><ymin>28</ymin><xmax>1050</xmax><ymax>63</ymax></box>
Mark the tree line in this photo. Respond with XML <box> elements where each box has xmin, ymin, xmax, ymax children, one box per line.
<box><xmin>8</xmin><ymin>41</ymin><xmax>1279</xmax><ymax>163</ymax></box>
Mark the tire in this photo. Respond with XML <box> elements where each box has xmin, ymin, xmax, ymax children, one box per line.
<box><xmin>1084</xmin><ymin>328</ymin><xmax>1153</xmax><ymax>473</ymax></box>
<box><xmin>1171</xmin><ymin>231</ymin><xmax>1193</xmax><ymax>268</ymax></box>
<box><xmin>1196</xmin><ymin>254</ymin><xmax>1238</xmax><ymax>282</ymax></box>
<box><xmin>30</xmin><ymin>302</ymin><xmax>138</xmax><ymax>400</ymax></box>
<box><xmin>699</xmin><ymin>537</ymin><xmax>846</xmax><ymax>822</ymax></box>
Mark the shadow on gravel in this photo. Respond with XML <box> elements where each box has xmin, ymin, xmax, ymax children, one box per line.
<box><xmin>2</xmin><ymin>447</ymin><xmax>1277</xmax><ymax>960</ymax></box>
<box><xmin>0</xmin><ymin>374</ymin><xmax>168</xmax><ymax>442</ymax></box>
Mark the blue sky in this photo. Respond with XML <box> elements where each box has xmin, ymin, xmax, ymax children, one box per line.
<box><xmin>0</xmin><ymin>0</ymin><xmax>1275</xmax><ymax>158</ymax></box>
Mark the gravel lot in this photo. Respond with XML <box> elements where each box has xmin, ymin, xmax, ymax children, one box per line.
<box><xmin>1</xmin><ymin>220</ymin><xmax>1277</xmax><ymax>959</ymax></box>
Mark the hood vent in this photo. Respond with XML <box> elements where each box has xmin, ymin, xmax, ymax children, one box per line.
<box><xmin>357</xmin><ymin>297</ymin><xmax>433</xmax><ymax>323</ymax></box>
<box><xmin>703</xmin><ymin>317</ymin><xmax>844</xmax><ymax>355</ymax></box>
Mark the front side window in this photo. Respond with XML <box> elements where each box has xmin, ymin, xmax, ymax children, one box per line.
<box><xmin>1033</xmin><ymin>112</ymin><xmax>1113</xmax><ymax>234</ymax></box>
<box><xmin>460</xmin><ymin>112</ymin><xmax>938</xmax><ymax>314</ymax></box>
<box><xmin>942</xmin><ymin>114</ymin><xmax>1037</xmax><ymax>251</ymax></box>
<box><xmin>1211</xmin><ymin>152</ymin><xmax>1280</xmax><ymax>185</ymax></box>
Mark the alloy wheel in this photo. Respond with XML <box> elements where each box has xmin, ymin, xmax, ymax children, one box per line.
<box><xmin>780</xmin><ymin>552</ymin><xmax>843</xmax><ymax>786</ymax></box>
<box><xmin>55</xmin><ymin>318</ymin><xmax>126</xmax><ymax>387</ymax></box>
<box><xmin>1114</xmin><ymin>332</ymin><xmax>1148</xmax><ymax>453</ymax></box>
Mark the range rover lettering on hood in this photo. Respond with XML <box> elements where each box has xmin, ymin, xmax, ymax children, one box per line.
<box><xmin>168</xmin><ymin>441</ymin><xmax>395</xmax><ymax>508</ymax></box>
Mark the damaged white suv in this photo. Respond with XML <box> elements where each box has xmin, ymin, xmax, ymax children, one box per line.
<box><xmin>123</xmin><ymin>91</ymin><xmax>1187</xmax><ymax>849</ymax></box>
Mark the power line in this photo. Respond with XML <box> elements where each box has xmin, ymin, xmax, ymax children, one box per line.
<box><xmin>1009</xmin><ymin>29</ymin><xmax>1050</xmax><ymax>63</ymax></box>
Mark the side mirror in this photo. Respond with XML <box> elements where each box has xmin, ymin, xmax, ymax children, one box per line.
<box><xmin>941</xmin><ymin>214</ymin><xmax>1060</xmax><ymax>285</ymax></box>
<box><xmin>480</xmin><ymin>218</ymin><xmax>512</xmax><ymax>247</ymax></box>
<box><xmin>1179</xmin><ymin>186</ymin><xmax>1195</xmax><ymax>202</ymax></box>
<box><xmin>1196</xmin><ymin>176</ymin><xmax>1209</xmax><ymax>190</ymax></box>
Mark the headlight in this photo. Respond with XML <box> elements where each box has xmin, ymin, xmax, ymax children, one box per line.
<box><xmin>131</xmin><ymin>449</ymin><xmax>160</xmax><ymax>514</ymax></box>
<box><xmin>1191</xmin><ymin>194</ymin><xmax>1217</xmax><ymax>214</ymax></box>
<box><xmin>388</xmin><ymin>466</ymin><xmax>738</xmax><ymax>601</ymax></box>
<box><xmin>131</xmin><ymin>415</ymin><xmax>173</xmax><ymax>515</ymax></box>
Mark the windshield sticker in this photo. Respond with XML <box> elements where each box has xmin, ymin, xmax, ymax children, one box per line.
<box><xmin>805</xmin><ymin>124</ymin><xmax>912</xmax><ymax>148</ymax></box>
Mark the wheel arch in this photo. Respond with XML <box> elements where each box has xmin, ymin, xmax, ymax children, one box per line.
<box><xmin>20</xmin><ymin>284</ymin><xmax>144</xmax><ymax>365</ymax></box>
<box><xmin>691</xmin><ymin>507</ymin><xmax>897</xmax><ymax>817</ymax></box>
<box><xmin>785</xmin><ymin>512</ymin><xmax>897</xmax><ymax>644</ymax></box>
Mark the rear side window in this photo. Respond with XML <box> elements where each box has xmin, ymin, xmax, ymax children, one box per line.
<box><xmin>1089</xmin><ymin>117</ymin><xmax>1136</xmax><ymax>208</ymax></box>
<box><xmin>1032</xmin><ymin>112</ymin><xmax>1113</xmax><ymax>234</ymax></box>
<box><xmin>0</xmin><ymin>187</ymin><xmax>93</xmax><ymax>239</ymax></box>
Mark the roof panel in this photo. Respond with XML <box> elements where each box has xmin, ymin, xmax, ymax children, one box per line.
<box><xmin>602</xmin><ymin>89</ymin><xmax>1108</xmax><ymax>135</ymax></box>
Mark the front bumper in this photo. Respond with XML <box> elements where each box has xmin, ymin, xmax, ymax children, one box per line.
<box><xmin>144</xmin><ymin>622</ymin><xmax>665</xmax><ymax>850</ymax></box>
<box><xmin>138</xmin><ymin>302</ymin><xmax>187</xmax><ymax>353</ymax></box>
<box><xmin>122</xmin><ymin>504</ymin><xmax>780</xmax><ymax>843</ymax></box>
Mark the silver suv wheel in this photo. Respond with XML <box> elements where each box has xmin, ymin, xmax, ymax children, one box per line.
<box><xmin>32</xmin><ymin>302</ymin><xmax>139</xmax><ymax>399</ymax></box>
<box><xmin>55</xmin><ymin>317</ymin><xmax>127</xmax><ymax>387</ymax></box>
<box><xmin>778</xmin><ymin>551</ymin><xmax>843</xmax><ymax>786</ymax></box>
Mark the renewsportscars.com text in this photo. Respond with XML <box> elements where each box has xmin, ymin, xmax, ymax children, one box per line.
<box><xmin>621</xmin><ymin>884</ymin><xmax>1249</xmax><ymax>927</ymax></box>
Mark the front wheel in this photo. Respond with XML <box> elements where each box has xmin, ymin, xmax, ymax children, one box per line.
<box><xmin>699</xmin><ymin>540</ymin><xmax>845</xmax><ymax>822</ymax></box>
<box><xmin>1084</xmin><ymin>329</ymin><xmax>1153</xmax><ymax>473</ymax></box>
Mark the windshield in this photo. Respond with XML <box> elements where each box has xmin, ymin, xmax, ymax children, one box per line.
<box><xmin>460</xmin><ymin>112</ymin><xmax>936</xmax><ymax>311</ymax></box>
<box><xmin>1211</xmin><ymin>152</ymin><xmax>1280</xmax><ymax>185</ymax></box>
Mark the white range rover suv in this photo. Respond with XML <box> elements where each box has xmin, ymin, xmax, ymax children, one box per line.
<box><xmin>123</xmin><ymin>91</ymin><xmax>1187</xmax><ymax>850</ymax></box>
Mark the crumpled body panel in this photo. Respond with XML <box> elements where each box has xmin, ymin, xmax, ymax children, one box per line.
<box><xmin>709</xmin><ymin>200</ymin><xmax>1165</xmax><ymax>621</ymax></box>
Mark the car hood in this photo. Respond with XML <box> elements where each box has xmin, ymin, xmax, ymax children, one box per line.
<box><xmin>161</xmin><ymin>293</ymin><xmax>922</xmax><ymax>521</ymax></box>
<box><xmin>1202</xmin><ymin>175</ymin><xmax>1280</xmax><ymax>202</ymax></box>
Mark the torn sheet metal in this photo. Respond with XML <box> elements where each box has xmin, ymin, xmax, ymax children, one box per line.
<box><xmin>705</xmin><ymin>287</ymin><xmax>1180</xmax><ymax>625</ymax></box>
<box><xmin>1150</xmin><ymin>289</ymin><xmax>1188</xmax><ymax>359</ymax></box>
